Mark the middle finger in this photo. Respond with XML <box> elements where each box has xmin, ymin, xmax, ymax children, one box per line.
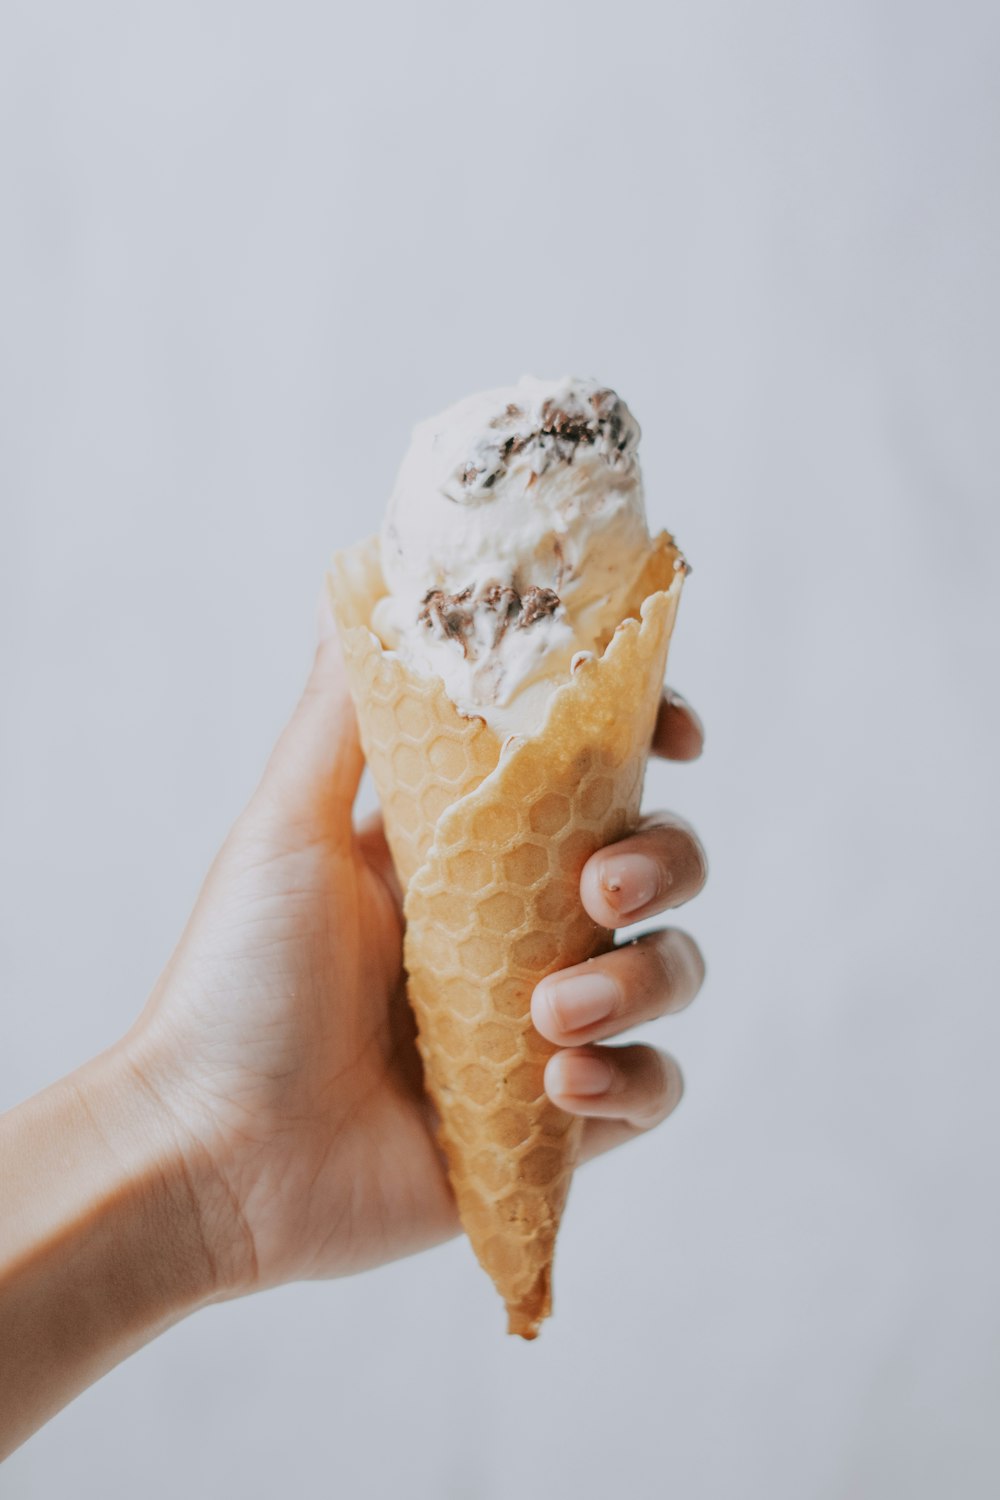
<box><xmin>580</xmin><ymin>812</ymin><xmax>708</xmax><ymax>929</ymax></box>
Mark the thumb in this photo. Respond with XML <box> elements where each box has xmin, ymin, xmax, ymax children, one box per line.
<box><xmin>248</xmin><ymin>588</ymin><xmax>365</xmax><ymax>841</ymax></box>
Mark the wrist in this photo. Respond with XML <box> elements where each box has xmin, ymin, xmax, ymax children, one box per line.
<box><xmin>0</xmin><ymin>1042</ymin><xmax>241</xmax><ymax>1456</ymax></box>
<box><xmin>60</xmin><ymin>1045</ymin><xmax>223</xmax><ymax>1312</ymax></box>
<box><xmin>111</xmin><ymin>1024</ymin><xmax>259</xmax><ymax>1302</ymax></box>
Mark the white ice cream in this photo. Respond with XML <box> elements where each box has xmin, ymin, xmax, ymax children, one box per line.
<box><xmin>372</xmin><ymin>375</ymin><xmax>651</xmax><ymax>734</ymax></box>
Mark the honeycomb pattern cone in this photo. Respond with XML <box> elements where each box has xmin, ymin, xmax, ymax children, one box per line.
<box><xmin>329</xmin><ymin>538</ymin><xmax>502</xmax><ymax>888</ymax></box>
<box><xmin>329</xmin><ymin>534</ymin><xmax>686</xmax><ymax>1337</ymax></box>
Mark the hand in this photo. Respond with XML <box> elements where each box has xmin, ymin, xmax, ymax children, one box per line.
<box><xmin>124</xmin><ymin>612</ymin><xmax>708</xmax><ymax>1298</ymax></box>
<box><xmin>0</xmin><ymin>606</ymin><xmax>706</xmax><ymax>1455</ymax></box>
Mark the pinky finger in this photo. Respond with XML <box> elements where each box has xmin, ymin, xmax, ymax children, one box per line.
<box><xmin>544</xmin><ymin>1044</ymin><xmax>684</xmax><ymax>1162</ymax></box>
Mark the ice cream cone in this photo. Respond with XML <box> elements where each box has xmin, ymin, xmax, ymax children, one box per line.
<box><xmin>330</xmin><ymin>530</ymin><xmax>685</xmax><ymax>1337</ymax></box>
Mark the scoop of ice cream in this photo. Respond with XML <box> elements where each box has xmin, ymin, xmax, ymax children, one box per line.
<box><xmin>371</xmin><ymin>375</ymin><xmax>651</xmax><ymax>734</ymax></box>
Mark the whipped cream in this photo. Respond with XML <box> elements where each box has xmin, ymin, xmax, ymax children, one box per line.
<box><xmin>372</xmin><ymin>375</ymin><xmax>651</xmax><ymax>734</ymax></box>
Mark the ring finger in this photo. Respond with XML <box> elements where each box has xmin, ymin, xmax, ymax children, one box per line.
<box><xmin>530</xmin><ymin>928</ymin><xmax>705</xmax><ymax>1048</ymax></box>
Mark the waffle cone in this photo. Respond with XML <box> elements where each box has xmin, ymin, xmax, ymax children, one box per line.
<box><xmin>329</xmin><ymin>533</ymin><xmax>685</xmax><ymax>1337</ymax></box>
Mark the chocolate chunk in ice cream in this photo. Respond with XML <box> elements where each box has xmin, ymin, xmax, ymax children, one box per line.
<box><xmin>372</xmin><ymin>375</ymin><xmax>651</xmax><ymax>733</ymax></box>
<box><xmin>419</xmin><ymin>581</ymin><xmax>563</xmax><ymax>661</ymax></box>
<box><xmin>456</xmin><ymin>385</ymin><xmax>637</xmax><ymax>499</ymax></box>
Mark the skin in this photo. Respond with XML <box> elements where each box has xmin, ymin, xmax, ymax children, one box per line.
<box><xmin>0</xmin><ymin>608</ymin><xmax>707</xmax><ymax>1458</ymax></box>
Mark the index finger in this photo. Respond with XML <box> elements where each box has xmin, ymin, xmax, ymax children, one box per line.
<box><xmin>652</xmin><ymin>688</ymin><xmax>704</xmax><ymax>761</ymax></box>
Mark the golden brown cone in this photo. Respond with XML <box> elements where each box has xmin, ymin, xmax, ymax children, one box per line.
<box><xmin>329</xmin><ymin>533</ymin><xmax>685</xmax><ymax>1337</ymax></box>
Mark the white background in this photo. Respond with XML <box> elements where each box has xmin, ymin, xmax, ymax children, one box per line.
<box><xmin>2</xmin><ymin>3</ymin><xmax>999</xmax><ymax>1496</ymax></box>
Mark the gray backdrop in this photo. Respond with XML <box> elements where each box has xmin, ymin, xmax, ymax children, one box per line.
<box><xmin>2</xmin><ymin>2</ymin><xmax>998</xmax><ymax>1497</ymax></box>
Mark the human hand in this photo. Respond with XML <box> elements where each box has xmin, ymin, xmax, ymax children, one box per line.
<box><xmin>123</xmin><ymin>607</ymin><xmax>708</xmax><ymax>1300</ymax></box>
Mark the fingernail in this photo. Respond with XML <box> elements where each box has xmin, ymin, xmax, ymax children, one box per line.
<box><xmin>539</xmin><ymin>971</ymin><xmax>618</xmax><ymax>1034</ymax></box>
<box><xmin>550</xmin><ymin>1054</ymin><xmax>614</xmax><ymax>1097</ymax></box>
<box><xmin>600</xmin><ymin>854</ymin><xmax>660</xmax><ymax>916</ymax></box>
